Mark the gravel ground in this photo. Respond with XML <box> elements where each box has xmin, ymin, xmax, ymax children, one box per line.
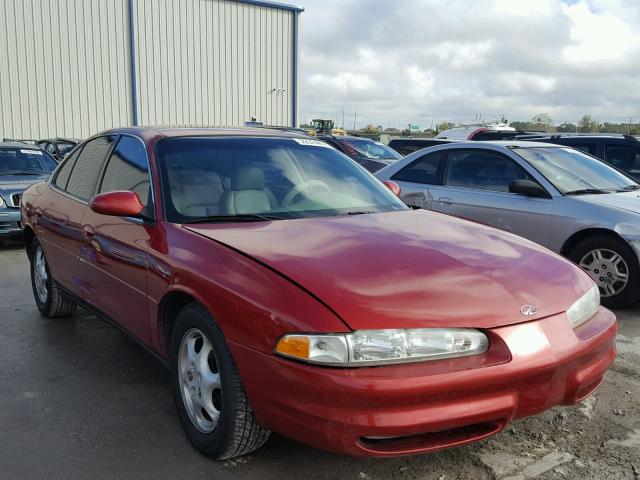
<box><xmin>0</xmin><ymin>239</ymin><xmax>638</xmax><ymax>480</ymax></box>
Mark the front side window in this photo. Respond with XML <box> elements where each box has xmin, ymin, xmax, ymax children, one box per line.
<box><xmin>99</xmin><ymin>136</ymin><xmax>151</xmax><ymax>208</ymax></box>
<box><xmin>513</xmin><ymin>147</ymin><xmax>638</xmax><ymax>194</ymax></box>
<box><xmin>605</xmin><ymin>145</ymin><xmax>640</xmax><ymax>173</ymax></box>
<box><xmin>569</xmin><ymin>143</ymin><xmax>597</xmax><ymax>156</ymax></box>
<box><xmin>66</xmin><ymin>135</ymin><xmax>117</xmax><ymax>201</ymax></box>
<box><xmin>157</xmin><ymin>137</ymin><xmax>407</xmax><ymax>222</ymax></box>
<box><xmin>392</xmin><ymin>151</ymin><xmax>442</xmax><ymax>184</ymax></box>
<box><xmin>445</xmin><ymin>150</ymin><xmax>533</xmax><ymax>192</ymax></box>
<box><xmin>0</xmin><ymin>147</ymin><xmax>57</xmax><ymax>176</ymax></box>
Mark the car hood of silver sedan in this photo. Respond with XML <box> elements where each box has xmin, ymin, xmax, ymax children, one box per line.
<box><xmin>577</xmin><ymin>191</ymin><xmax>640</xmax><ymax>215</ymax></box>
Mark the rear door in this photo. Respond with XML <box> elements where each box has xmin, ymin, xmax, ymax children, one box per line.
<box><xmin>434</xmin><ymin>148</ymin><xmax>553</xmax><ymax>247</ymax></box>
<box><xmin>38</xmin><ymin>135</ymin><xmax>117</xmax><ymax>296</ymax></box>
<box><xmin>390</xmin><ymin>150</ymin><xmax>445</xmax><ymax>209</ymax></box>
<box><xmin>80</xmin><ymin>135</ymin><xmax>154</xmax><ymax>344</ymax></box>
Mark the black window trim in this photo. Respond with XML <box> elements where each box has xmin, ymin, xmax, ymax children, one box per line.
<box><xmin>96</xmin><ymin>133</ymin><xmax>156</xmax><ymax>223</ymax></box>
<box><xmin>50</xmin><ymin>134</ymin><xmax>118</xmax><ymax>205</ymax></box>
<box><xmin>441</xmin><ymin>147</ymin><xmax>551</xmax><ymax>197</ymax></box>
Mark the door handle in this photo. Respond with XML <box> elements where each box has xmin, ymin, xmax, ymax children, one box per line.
<box><xmin>438</xmin><ymin>197</ymin><xmax>454</xmax><ymax>206</ymax></box>
<box><xmin>82</xmin><ymin>225</ymin><xmax>95</xmax><ymax>240</ymax></box>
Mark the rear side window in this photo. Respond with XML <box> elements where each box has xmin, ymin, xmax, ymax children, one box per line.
<box><xmin>605</xmin><ymin>145</ymin><xmax>640</xmax><ymax>172</ymax></box>
<box><xmin>392</xmin><ymin>152</ymin><xmax>442</xmax><ymax>184</ymax></box>
<box><xmin>99</xmin><ymin>136</ymin><xmax>151</xmax><ymax>207</ymax></box>
<box><xmin>445</xmin><ymin>150</ymin><xmax>532</xmax><ymax>192</ymax></box>
<box><xmin>53</xmin><ymin>149</ymin><xmax>80</xmax><ymax>190</ymax></box>
<box><xmin>66</xmin><ymin>136</ymin><xmax>117</xmax><ymax>201</ymax></box>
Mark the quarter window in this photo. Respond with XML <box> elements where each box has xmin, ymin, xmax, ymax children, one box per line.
<box><xmin>53</xmin><ymin>149</ymin><xmax>81</xmax><ymax>190</ymax></box>
<box><xmin>99</xmin><ymin>136</ymin><xmax>151</xmax><ymax>207</ymax></box>
<box><xmin>391</xmin><ymin>152</ymin><xmax>442</xmax><ymax>184</ymax></box>
<box><xmin>66</xmin><ymin>136</ymin><xmax>116</xmax><ymax>201</ymax></box>
<box><xmin>445</xmin><ymin>150</ymin><xmax>532</xmax><ymax>192</ymax></box>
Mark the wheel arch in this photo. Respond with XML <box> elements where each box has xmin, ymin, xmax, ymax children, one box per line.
<box><xmin>560</xmin><ymin>228</ymin><xmax>629</xmax><ymax>257</ymax></box>
<box><xmin>23</xmin><ymin>225</ymin><xmax>36</xmax><ymax>260</ymax></box>
<box><xmin>158</xmin><ymin>287</ymin><xmax>207</xmax><ymax>356</ymax></box>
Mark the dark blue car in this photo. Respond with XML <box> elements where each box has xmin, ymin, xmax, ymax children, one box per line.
<box><xmin>0</xmin><ymin>142</ymin><xmax>57</xmax><ymax>241</ymax></box>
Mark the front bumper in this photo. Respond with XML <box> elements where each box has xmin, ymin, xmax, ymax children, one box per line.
<box><xmin>0</xmin><ymin>209</ymin><xmax>22</xmax><ymax>237</ymax></box>
<box><xmin>230</xmin><ymin>308</ymin><xmax>617</xmax><ymax>457</ymax></box>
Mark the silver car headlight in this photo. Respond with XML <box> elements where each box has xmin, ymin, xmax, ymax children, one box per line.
<box><xmin>566</xmin><ymin>285</ymin><xmax>600</xmax><ymax>328</ymax></box>
<box><xmin>275</xmin><ymin>328</ymin><xmax>489</xmax><ymax>367</ymax></box>
<box><xmin>0</xmin><ymin>195</ymin><xmax>4</xmax><ymax>207</ymax></box>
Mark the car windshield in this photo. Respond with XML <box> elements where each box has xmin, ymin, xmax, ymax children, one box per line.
<box><xmin>513</xmin><ymin>147</ymin><xmax>639</xmax><ymax>194</ymax></box>
<box><xmin>0</xmin><ymin>147</ymin><xmax>57</xmax><ymax>175</ymax></box>
<box><xmin>157</xmin><ymin>136</ymin><xmax>407</xmax><ymax>222</ymax></box>
<box><xmin>339</xmin><ymin>139</ymin><xmax>402</xmax><ymax>160</ymax></box>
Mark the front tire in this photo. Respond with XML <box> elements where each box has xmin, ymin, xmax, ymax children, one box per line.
<box><xmin>569</xmin><ymin>235</ymin><xmax>640</xmax><ymax>309</ymax></box>
<box><xmin>169</xmin><ymin>302</ymin><xmax>270</xmax><ymax>459</ymax></box>
<box><xmin>29</xmin><ymin>238</ymin><xmax>77</xmax><ymax>317</ymax></box>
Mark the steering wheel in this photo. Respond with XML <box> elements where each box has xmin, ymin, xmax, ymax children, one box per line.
<box><xmin>282</xmin><ymin>180</ymin><xmax>331</xmax><ymax>207</ymax></box>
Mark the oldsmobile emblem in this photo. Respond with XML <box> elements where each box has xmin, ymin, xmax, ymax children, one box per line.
<box><xmin>520</xmin><ymin>305</ymin><xmax>538</xmax><ymax>316</ymax></box>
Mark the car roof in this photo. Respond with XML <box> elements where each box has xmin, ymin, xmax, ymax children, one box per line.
<box><xmin>38</xmin><ymin>137</ymin><xmax>81</xmax><ymax>143</ymax></box>
<box><xmin>98</xmin><ymin>126</ymin><xmax>308</xmax><ymax>140</ymax></box>
<box><xmin>318</xmin><ymin>135</ymin><xmax>376</xmax><ymax>141</ymax></box>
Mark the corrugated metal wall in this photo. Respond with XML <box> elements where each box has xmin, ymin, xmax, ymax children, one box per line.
<box><xmin>133</xmin><ymin>0</ymin><xmax>293</xmax><ymax>127</ymax></box>
<box><xmin>0</xmin><ymin>0</ymin><xmax>132</xmax><ymax>139</ymax></box>
<box><xmin>0</xmin><ymin>0</ymin><xmax>296</xmax><ymax>140</ymax></box>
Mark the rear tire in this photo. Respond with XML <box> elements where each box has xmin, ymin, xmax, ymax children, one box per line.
<box><xmin>169</xmin><ymin>302</ymin><xmax>270</xmax><ymax>459</ymax></box>
<box><xmin>569</xmin><ymin>235</ymin><xmax>640</xmax><ymax>309</ymax></box>
<box><xmin>29</xmin><ymin>238</ymin><xmax>77</xmax><ymax>317</ymax></box>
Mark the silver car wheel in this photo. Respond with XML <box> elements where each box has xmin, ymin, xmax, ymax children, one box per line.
<box><xmin>178</xmin><ymin>328</ymin><xmax>222</xmax><ymax>434</ymax></box>
<box><xmin>579</xmin><ymin>248</ymin><xmax>629</xmax><ymax>297</ymax></box>
<box><xmin>33</xmin><ymin>246</ymin><xmax>49</xmax><ymax>304</ymax></box>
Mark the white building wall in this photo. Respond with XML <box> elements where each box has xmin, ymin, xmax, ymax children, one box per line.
<box><xmin>133</xmin><ymin>0</ymin><xmax>293</xmax><ymax>127</ymax></box>
<box><xmin>0</xmin><ymin>0</ymin><xmax>298</xmax><ymax>140</ymax></box>
<box><xmin>0</xmin><ymin>0</ymin><xmax>132</xmax><ymax>139</ymax></box>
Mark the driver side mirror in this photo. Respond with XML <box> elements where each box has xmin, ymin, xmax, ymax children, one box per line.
<box><xmin>90</xmin><ymin>191</ymin><xmax>145</xmax><ymax>217</ymax></box>
<box><xmin>509</xmin><ymin>179</ymin><xmax>550</xmax><ymax>199</ymax></box>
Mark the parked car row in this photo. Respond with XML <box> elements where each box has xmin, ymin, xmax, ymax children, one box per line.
<box><xmin>20</xmin><ymin>126</ymin><xmax>617</xmax><ymax>461</ymax></box>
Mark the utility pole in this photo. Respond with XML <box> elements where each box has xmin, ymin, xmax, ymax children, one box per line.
<box><xmin>342</xmin><ymin>109</ymin><xmax>345</xmax><ymax>129</ymax></box>
<box><xmin>629</xmin><ymin>117</ymin><xmax>633</xmax><ymax>134</ymax></box>
<box><xmin>353</xmin><ymin>112</ymin><xmax>357</xmax><ymax>131</ymax></box>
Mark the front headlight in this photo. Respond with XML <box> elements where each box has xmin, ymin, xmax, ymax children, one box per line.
<box><xmin>0</xmin><ymin>195</ymin><xmax>4</xmax><ymax>207</ymax></box>
<box><xmin>566</xmin><ymin>284</ymin><xmax>600</xmax><ymax>328</ymax></box>
<box><xmin>275</xmin><ymin>328</ymin><xmax>489</xmax><ymax>367</ymax></box>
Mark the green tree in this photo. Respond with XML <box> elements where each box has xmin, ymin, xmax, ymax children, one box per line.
<box><xmin>530</xmin><ymin>113</ymin><xmax>555</xmax><ymax>132</ymax></box>
<box><xmin>556</xmin><ymin>122</ymin><xmax>577</xmax><ymax>132</ymax></box>
<box><xmin>436</xmin><ymin>122</ymin><xmax>454</xmax><ymax>133</ymax></box>
<box><xmin>578</xmin><ymin>115</ymin><xmax>600</xmax><ymax>133</ymax></box>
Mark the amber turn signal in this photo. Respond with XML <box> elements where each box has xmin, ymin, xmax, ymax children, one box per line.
<box><xmin>275</xmin><ymin>335</ymin><xmax>310</xmax><ymax>359</ymax></box>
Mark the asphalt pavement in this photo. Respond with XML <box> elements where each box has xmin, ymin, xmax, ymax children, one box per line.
<box><xmin>1</xmin><ymin>239</ymin><xmax>638</xmax><ymax>480</ymax></box>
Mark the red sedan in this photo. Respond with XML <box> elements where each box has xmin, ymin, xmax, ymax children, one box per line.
<box><xmin>21</xmin><ymin>127</ymin><xmax>617</xmax><ymax>459</ymax></box>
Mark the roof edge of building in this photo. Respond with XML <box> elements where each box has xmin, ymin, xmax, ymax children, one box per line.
<box><xmin>235</xmin><ymin>0</ymin><xmax>304</xmax><ymax>13</ymax></box>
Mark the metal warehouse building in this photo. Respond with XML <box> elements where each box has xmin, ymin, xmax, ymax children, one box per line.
<box><xmin>0</xmin><ymin>0</ymin><xmax>302</xmax><ymax>140</ymax></box>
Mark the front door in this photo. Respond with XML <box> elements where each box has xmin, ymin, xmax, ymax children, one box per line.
<box><xmin>433</xmin><ymin>148</ymin><xmax>553</xmax><ymax>247</ymax></box>
<box><xmin>81</xmin><ymin>135</ymin><xmax>155</xmax><ymax>345</ymax></box>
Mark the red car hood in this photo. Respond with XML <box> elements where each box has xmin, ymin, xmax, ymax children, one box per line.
<box><xmin>185</xmin><ymin>210</ymin><xmax>593</xmax><ymax>330</ymax></box>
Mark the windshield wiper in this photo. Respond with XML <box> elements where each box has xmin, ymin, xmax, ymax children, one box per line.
<box><xmin>618</xmin><ymin>185</ymin><xmax>640</xmax><ymax>191</ymax></box>
<box><xmin>0</xmin><ymin>171</ymin><xmax>45</xmax><ymax>176</ymax></box>
<box><xmin>564</xmin><ymin>188</ymin><xmax>611</xmax><ymax>195</ymax></box>
<box><xmin>340</xmin><ymin>210</ymin><xmax>377</xmax><ymax>216</ymax></box>
<box><xmin>183</xmin><ymin>213</ymin><xmax>287</xmax><ymax>224</ymax></box>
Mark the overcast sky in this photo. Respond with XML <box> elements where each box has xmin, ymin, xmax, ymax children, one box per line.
<box><xmin>297</xmin><ymin>0</ymin><xmax>640</xmax><ymax>129</ymax></box>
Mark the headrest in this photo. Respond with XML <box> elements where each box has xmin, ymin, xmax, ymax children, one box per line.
<box><xmin>231</xmin><ymin>166</ymin><xmax>265</xmax><ymax>190</ymax></box>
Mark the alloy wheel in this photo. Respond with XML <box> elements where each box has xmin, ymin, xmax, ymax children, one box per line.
<box><xmin>178</xmin><ymin>328</ymin><xmax>222</xmax><ymax>433</ymax></box>
<box><xmin>579</xmin><ymin>248</ymin><xmax>629</xmax><ymax>297</ymax></box>
<box><xmin>33</xmin><ymin>245</ymin><xmax>49</xmax><ymax>304</ymax></box>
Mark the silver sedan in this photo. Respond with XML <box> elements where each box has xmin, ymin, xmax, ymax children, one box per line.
<box><xmin>376</xmin><ymin>141</ymin><xmax>640</xmax><ymax>308</ymax></box>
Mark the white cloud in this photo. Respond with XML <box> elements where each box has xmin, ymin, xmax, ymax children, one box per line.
<box><xmin>298</xmin><ymin>0</ymin><xmax>640</xmax><ymax>128</ymax></box>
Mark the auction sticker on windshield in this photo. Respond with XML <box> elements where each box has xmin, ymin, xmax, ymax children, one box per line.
<box><xmin>20</xmin><ymin>149</ymin><xmax>43</xmax><ymax>155</ymax></box>
<box><xmin>292</xmin><ymin>138</ymin><xmax>331</xmax><ymax>148</ymax></box>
